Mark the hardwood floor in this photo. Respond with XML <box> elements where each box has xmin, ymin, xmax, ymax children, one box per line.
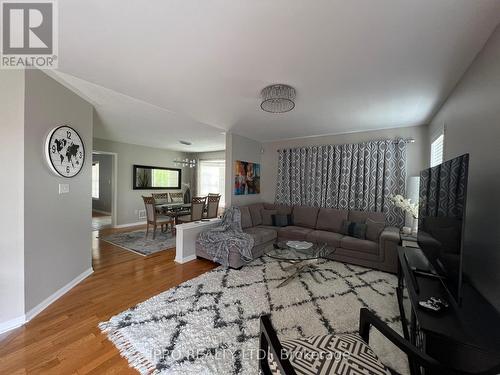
<box><xmin>91</xmin><ymin>211</ymin><xmax>108</xmax><ymax>218</ymax></box>
<box><xmin>0</xmin><ymin>225</ymin><xmax>217</xmax><ymax>374</ymax></box>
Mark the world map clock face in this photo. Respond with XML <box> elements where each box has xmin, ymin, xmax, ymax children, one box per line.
<box><xmin>45</xmin><ymin>125</ymin><xmax>85</xmax><ymax>178</ymax></box>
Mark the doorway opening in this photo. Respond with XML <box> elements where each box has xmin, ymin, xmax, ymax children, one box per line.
<box><xmin>92</xmin><ymin>151</ymin><xmax>117</xmax><ymax>230</ymax></box>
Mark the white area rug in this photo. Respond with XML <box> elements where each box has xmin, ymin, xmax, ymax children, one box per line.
<box><xmin>99</xmin><ymin>257</ymin><xmax>409</xmax><ymax>374</ymax></box>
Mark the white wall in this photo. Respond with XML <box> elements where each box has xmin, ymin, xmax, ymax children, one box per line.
<box><xmin>429</xmin><ymin>25</ymin><xmax>500</xmax><ymax>311</ymax></box>
<box><xmin>261</xmin><ymin>125</ymin><xmax>429</xmax><ymax>203</ymax></box>
<box><xmin>225</xmin><ymin>133</ymin><xmax>263</xmax><ymax>207</ymax></box>
<box><xmin>0</xmin><ymin>70</ymin><xmax>25</xmax><ymax>331</ymax></box>
<box><xmin>93</xmin><ymin>137</ymin><xmax>192</xmax><ymax>225</ymax></box>
<box><xmin>24</xmin><ymin>70</ymin><xmax>94</xmax><ymax>313</ymax></box>
<box><xmin>196</xmin><ymin>150</ymin><xmax>225</xmax><ymax>160</ymax></box>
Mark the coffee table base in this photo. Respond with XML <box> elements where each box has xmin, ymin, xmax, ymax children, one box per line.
<box><xmin>278</xmin><ymin>259</ymin><xmax>322</xmax><ymax>288</ymax></box>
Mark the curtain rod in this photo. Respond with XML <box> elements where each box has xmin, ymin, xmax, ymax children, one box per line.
<box><xmin>276</xmin><ymin>138</ymin><xmax>415</xmax><ymax>152</ymax></box>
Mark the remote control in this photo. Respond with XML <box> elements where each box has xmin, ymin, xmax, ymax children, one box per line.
<box><xmin>418</xmin><ymin>296</ymin><xmax>449</xmax><ymax>312</ymax></box>
<box><xmin>429</xmin><ymin>297</ymin><xmax>449</xmax><ymax>308</ymax></box>
<box><xmin>419</xmin><ymin>300</ymin><xmax>442</xmax><ymax>312</ymax></box>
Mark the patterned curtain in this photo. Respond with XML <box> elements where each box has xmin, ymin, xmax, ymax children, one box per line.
<box><xmin>275</xmin><ymin>139</ymin><xmax>407</xmax><ymax>226</ymax></box>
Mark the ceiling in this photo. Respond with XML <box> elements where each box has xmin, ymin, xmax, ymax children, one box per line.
<box><xmin>49</xmin><ymin>71</ymin><xmax>226</xmax><ymax>152</ymax></box>
<box><xmin>55</xmin><ymin>0</ymin><xmax>500</xmax><ymax>151</ymax></box>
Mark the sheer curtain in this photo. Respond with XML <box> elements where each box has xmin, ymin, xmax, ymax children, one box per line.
<box><xmin>275</xmin><ymin>139</ymin><xmax>407</xmax><ymax>226</ymax></box>
<box><xmin>198</xmin><ymin>159</ymin><xmax>226</xmax><ymax>207</ymax></box>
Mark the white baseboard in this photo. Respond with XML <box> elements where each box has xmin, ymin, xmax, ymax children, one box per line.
<box><xmin>0</xmin><ymin>315</ymin><xmax>26</xmax><ymax>335</ymax></box>
<box><xmin>25</xmin><ymin>268</ymin><xmax>94</xmax><ymax>322</ymax></box>
<box><xmin>0</xmin><ymin>268</ymin><xmax>94</xmax><ymax>335</ymax></box>
<box><xmin>175</xmin><ymin>254</ymin><xmax>197</xmax><ymax>264</ymax></box>
<box><xmin>92</xmin><ymin>209</ymin><xmax>112</xmax><ymax>215</ymax></box>
<box><xmin>113</xmin><ymin>221</ymin><xmax>146</xmax><ymax>229</ymax></box>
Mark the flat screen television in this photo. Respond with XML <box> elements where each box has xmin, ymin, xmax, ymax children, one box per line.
<box><xmin>418</xmin><ymin>153</ymin><xmax>469</xmax><ymax>304</ymax></box>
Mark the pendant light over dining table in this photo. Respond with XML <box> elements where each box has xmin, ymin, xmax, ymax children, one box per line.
<box><xmin>260</xmin><ymin>84</ymin><xmax>296</xmax><ymax>113</ymax></box>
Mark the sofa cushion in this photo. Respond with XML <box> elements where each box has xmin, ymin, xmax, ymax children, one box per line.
<box><xmin>315</xmin><ymin>208</ymin><xmax>348</xmax><ymax>232</ymax></box>
<box><xmin>278</xmin><ymin>226</ymin><xmax>314</xmax><ymax>240</ymax></box>
<box><xmin>243</xmin><ymin>227</ymin><xmax>277</xmax><ymax>246</ymax></box>
<box><xmin>272</xmin><ymin>214</ymin><xmax>293</xmax><ymax>227</ymax></box>
<box><xmin>257</xmin><ymin>225</ymin><xmax>279</xmax><ymax>231</ymax></box>
<box><xmin>239</xmin><ymin>206</ymin><xmax>253</xmax><ymax>229</ymax></box>
<box><xmin>366</xmin><ymin>218</ymin><xmax>386</xmax><ymax>242</ymax></box>
<box><xmin>292</xmin><ymin>206</ymin><xmax>319</xmax><ymax>229</ymax></box>
<box><xmin>306</xmin><ymin>230</ymin><xmax>344</xmax><ymax>247</ymax></box>
<box><xmin>340</xmin><ymin>220</ymin><xmax>368</xmax><ymax>239</ymax></box>
<box><xmin>263</xmin><ymin>203</ymin><xmax>293</xmax><ymax>215</ymax></box>
<box><xmin>248</xmin><ymin>203</ymin><xmax>264</xmax><ymax>226</ymax></box>
<box><xmin>348</xmin><ymin>210</ymin><xmax>385</xmax><ymax>224</ymax></box>
<box><xmin>340</xmin><ymin>236</ymin><xmax>378</xmax><ymax>255</ymax></box>
<box><xmin>262</xmin><ymin>209</ymin><xmax>277</xmax><ymax>226</ymax></box>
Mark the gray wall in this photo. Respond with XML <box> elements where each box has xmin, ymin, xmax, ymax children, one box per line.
<box><xmin>92</xmin><ymin>153</ymin><xmax>113</xmax><ymax>213</ymax></box>
<box><xmin>261</xmin><ymin>125</ymin><xmax>430</xmax><ymax>203</ymax></box>
<box><xmin>0</xmin><ymin>70</ymin><xmax>25</xmax><ymax>327</ymax></box>
<box><xmin>225</xmin><ymin>133</ymin><xmax>263</xmax><ymax>207</ymax></box>
<box><xmin>93</xmin><ymin>137</ymin><xmax>191</xmax><ymax>225</ymax></box>
<box><xmin>24</xmin><ymin>70</ymin><xmax>93</xmax><ymax>312</ymax></box>
<box><xmin>429</xmin><ymin>25</ymin><xmax>500</xmax><ymax>311</ymax></box>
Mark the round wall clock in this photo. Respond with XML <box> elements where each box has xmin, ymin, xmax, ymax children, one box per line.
<box><xmin>45</xmin><ymin>125</ymin><xmax>85</xmax><ymax>178</ymax></box>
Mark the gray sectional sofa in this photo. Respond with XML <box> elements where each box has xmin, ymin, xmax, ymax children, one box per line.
<box><xmin>196</xmin><ymin>202</ymin><xmax>401</xmax><ymax>273</ymax></box>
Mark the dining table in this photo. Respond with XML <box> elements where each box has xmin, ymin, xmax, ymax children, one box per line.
<box><xmin>155</xmin><ymin>202</ymin><xmax>192</xmax><ymax>225</ymax></box>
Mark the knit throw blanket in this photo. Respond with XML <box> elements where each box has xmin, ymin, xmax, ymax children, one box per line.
<box><xmin>196</xmin><ymin>207</ymin><xmax>254</xmax><ymax>267</ymax></box>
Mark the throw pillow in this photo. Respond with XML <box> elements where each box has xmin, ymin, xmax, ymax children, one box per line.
<box><xmin>271</xmin><ymin>214</ymin><xmax>293</xmax><ymax>227</ymax></box>
<box><xmin>262</xmin><ymin>209</ymin><xmax>278</xmax><ymax>226</ymax></box>
<box><xmin>341</xmin><ymin>220</ymin><xmax>368</xmax><ymax>240</ymax></box>
<box><xmin>366</xmin><ymin>218</ymin><xmax>386</xmax><ymax>242</ymax></box>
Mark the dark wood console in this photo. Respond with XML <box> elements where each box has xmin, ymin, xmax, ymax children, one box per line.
<box><xmin>397</xmin><ymin>246</ymin><xmax>500</xmax><ymax>374</ymax></box>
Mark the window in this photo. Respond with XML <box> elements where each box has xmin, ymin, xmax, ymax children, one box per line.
<box><xmin>92</xmin><ymin>162</ymin><xmax>99</xmax><ymax>199</ymax></box>
<box><xmin>198</xmin><ymin>159</ymin><xmax>225</xmax><ymax>207</ymax></box>
<box><xmin>430</xmin><ymin>133</ymin><xmax>444</xmax><ymax>167</ymax></box>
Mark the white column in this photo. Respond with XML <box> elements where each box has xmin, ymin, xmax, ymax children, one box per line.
<box><xmin>175</xmin><ymin>218</ymin><xmax>222</xmax><ymax>264</ymax></box>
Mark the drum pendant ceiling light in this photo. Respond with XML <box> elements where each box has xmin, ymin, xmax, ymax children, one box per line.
<box><xmin>260</xmin><ymin>84</ymin><xmax>296</xmax><ymax>113</ymax></box>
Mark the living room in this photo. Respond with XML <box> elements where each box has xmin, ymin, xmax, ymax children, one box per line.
<box><xmin>1</xmin><ymin>1</ymin><xmax>500</xmax><ymax>374</ymax></box>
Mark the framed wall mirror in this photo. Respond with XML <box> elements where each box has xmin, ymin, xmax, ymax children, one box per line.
<box><xmin>132</xmin><ymin>165</ymin><xmax>182</xmax><ymax>190</ymax></box>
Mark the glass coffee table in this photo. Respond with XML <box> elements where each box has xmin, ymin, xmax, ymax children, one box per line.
<box><xmin>266</xmin><ymin>241</ymin><xmax>335</xmax><ymax>288</ymax></box>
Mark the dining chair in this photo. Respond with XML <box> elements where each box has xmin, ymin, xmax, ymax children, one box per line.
<box><xmin>260</xmin><ymin>308</ymin><xmax>500</xmax><ymax>375</ymax></box>
<box><xmin>169</xmin><ymin>192</ymin><xmax>184</xmax><ymax>203</ymax></box>
<box><xmin>142</xmin><ymin>196</ymin><xmax>175</xmax><ymax>239</ymax></box>
<box><xmin>151</xmin><ymin>192</ymin><xmax>170</xmax><ymax>205</ymax></box>
<box><xmin>205</xmin><ymin>195</ymin><xmax>221</xmax><ymax>219</ymax></box>
<box><xmin>177</xmin><ymin>197</ymin><xmax>207</xmax><ymax>223</ymax></box>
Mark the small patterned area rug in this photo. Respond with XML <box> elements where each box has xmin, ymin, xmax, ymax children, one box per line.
<box><xmin>100</xmin><ymin>229</ymin><xmax>176</xmax><ymax>256</ymax></box>
<box><xmin>99</xmin><ymin>257</ymin><xmax>409</xmax><ymax>375</ymax></box>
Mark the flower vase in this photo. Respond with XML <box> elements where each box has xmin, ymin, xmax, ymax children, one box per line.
<box><xmin>411</xmin><ymin>217</ymin><xmax>418</xmax><ymax>236</ymax></box>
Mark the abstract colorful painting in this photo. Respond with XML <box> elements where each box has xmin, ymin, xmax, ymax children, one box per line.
<box><xmin>234</xmin><ymin>160</ymin><xmax>260</xmax><ymax>195</ymax></box>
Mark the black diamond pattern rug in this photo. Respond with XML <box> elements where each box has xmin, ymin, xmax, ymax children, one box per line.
<box><xmin>99</xmin><ymin>257</ymin><xmax>409</xmax><ymax>374</ymax></box>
